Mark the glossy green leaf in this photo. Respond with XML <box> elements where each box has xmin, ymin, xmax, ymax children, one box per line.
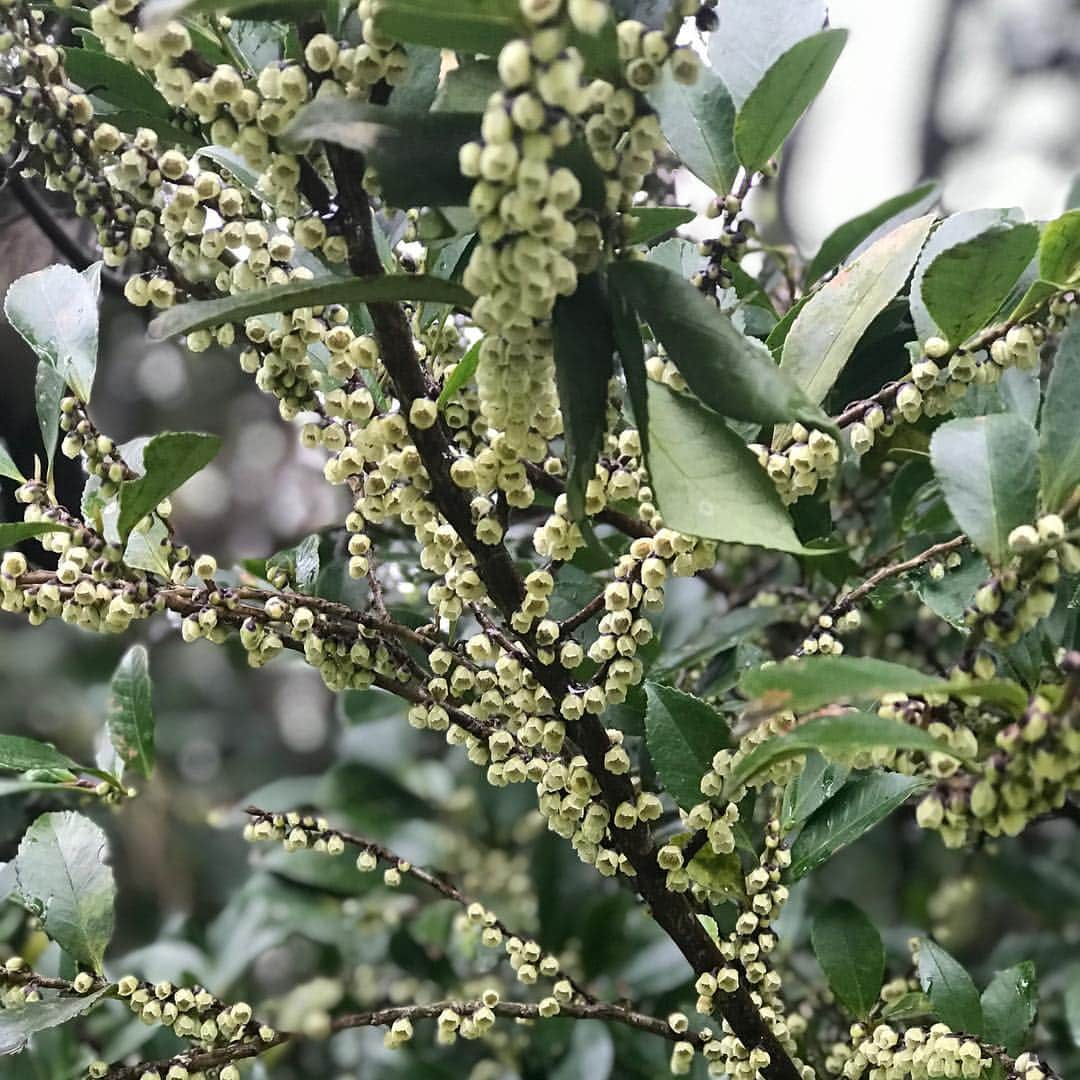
<box><xmin>648</xmin><ymin>66</ymin><xmax>738</xmax><ymax>196</ymax></box>
<box><xmin>372</xmin><ymin>0</ymin><xmax>521</xmax><ymax>56</ymax></box>
<box><xmin>1040</xmin><ymin>319</ymin><xmax>1080</xmax><ymax>512</ymax></box>
<box><xmin>149</xmin><ymin>274</ymin><xmax>473</xmax><ymax>341</ymax></box>
<box><xmin>981</xmin><ymin>962</ymin><xmax>1037</xmax><ymax>1056</ymax></box>
<box><xmin>116</xmin><ymin>432</ymin><xmax>222</xmax><ymax>540</ymax></box>
<box><xmin>609</xmin><ymin>261</ymin><xmax>830</xmax><ymax>431</ymax></box>
<box><xmin>64</xmin><ymin>47</ymin><xmax>171</xmax><ymax>118</ymax></box>
<box><xmin>811</xmin><ymin>899</ymin><xmax>884</xmax><ymax>1018</ymax></box>
<box><xmin>611</xmin><ymin>279</ymin><xmax>648</xmax><ymax>452</ymax></box>
<box><xmin>1008</xmin><ymin>279</ymin><xmax>1060</xmax><ymax>322</ymax></box>
<box><xmin>432</xmin><ymin>57</ymin><xmax>500</xmax><ymax>112</ymax></box>
<box><xmin>920</xmin><ymin>223</ymin><xmax>1039</xmax><ymax>347</ymax></box>
<box><xmin>0</xmin><ymin>987</ymin><xmax>110</xmax><ymax>1054</ymax></box>
<box><xmin>437</xmin><ymin>338</ymin><xmax>481</xmax><ymax>410</ymax></box>
<box><xmin>99</xmin><ymin>108</ymin><xmax>203</xmax><ymax>150</ymax></box>
<box><xmin>806</xmin><ymin>181</ymin><xmax>940</xmax><ymax>283</ymax></box>
<box><xmin>910</xmin><ymin>208</ymin><xmax>1024</xmax><ymax>343</ymax></box>
<box><xmin>107</xmin><ymin>646</ymin><xmax>155</xmax><ymax>779</ymax></box>
<box><xmin>645</xmin><ymin>382</ymin><xmax>809</xmax><ymax>554</ymax></box>
<box><xmin>723</xmin><ymin>712</ymin><xmax>962</xmax><ymax>798</ymax></box>
<box><xmin>0</xmin><ymin>736</ymin><xmax>77</xmax><ymax>776</ymax></box>
<box><xmin>881</xmin><ymin>991</ymin><xmax>933</xmax><ymax>1023</ymax></box>
<box><xmin>553</xmin><ymin>274</ymin><xmax>615</xmax><ymax>520</ymax></box>
<box><xmin>734</xmin><ymin>30</ymin><xmax>848</xmax><ymax>173</ymax></box>
<box><xmin>740</xmin><ymin>655</ymin><xmax>1025</xmax><ymax>714</ymax></box>
<box><xmin>35</xmin><ymin>361</ymin><xmax>66</xmax><ymax>467</ymax></box>
<box><xmin>781</xmin><ymin>214</ymin><xmax>934</xmax><ymax>406</ymax></box>
<box><xmin>266</xmin><ymin>533</ymin><xmax>321</xmax><ymax>593</ymax></box>
<box><xmin>625</xmin><ymin>207</ymin><xmax>696</xmax><ymax>247</ymax></box>
<box><xmin>0</xmin><ymin>521</ymin><xmax>71</xmax><ymax>547</ymax></box>
<box><xmin>1039</xmin><ymin>208</ymin><xmax>1080</xmax><ymax>286</ymax></box>
<box><xmin>930</xmin><ymin>414</ymin><xmax>1039</xmax><ymax>566</ymax></box>
<box><xmin>14</xmin><ymin>812</ymin><xmax>115</xmax><ymax>973</ymax></box>
<box><xmin>918</xmin><ymin>939</ymin><xmax>983</xmax><ymax>1034</ymax></box>
<box><xmin>0</xmin><ymin>441</ymin><xmax>24</xmax><ymax>483</ymax></box>
<box><xmin>6</xmin><ymin>265</ymin><xmax>100</xmax><ymax>402</ymax></box>
<box><xmin>780</xmin><ymin>751</ymin><xmax>850</xmax><ymax>831</ymax></box>
<box><xmin>644</xmin><ymin>682</ymin><xmax>731</xmax><ymax>811</ymax></box>
<box><xmin>790</xmin><ymin>772</ymin><xmax>930</xmax><ymax>879</ymax></box>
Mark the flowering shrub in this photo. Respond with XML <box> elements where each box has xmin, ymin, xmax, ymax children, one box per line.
<box><xmin>0</xmin><ymin>0</ymin><xmax>1078</xmax><ymax>1077</ymax></box>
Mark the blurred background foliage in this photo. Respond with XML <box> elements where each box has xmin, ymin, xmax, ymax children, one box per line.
<box><xmin>1</xmin><ymin>1</ymin><xmax>1079</xmax><ymax>1077</ymax></box>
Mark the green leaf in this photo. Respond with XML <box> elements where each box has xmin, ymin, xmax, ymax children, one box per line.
<box><xmin>648</xmin><ymin>66</ymin><xmax>738</xmax><ymax>196</ymax></box>
<box><xmin>910</xmin><ymin>208</ymin><xmax>1024</xmax><ymax>344</ymax></box>
<box><xmin>723</xmin><ymin>712</ymin><xmax>963</xmax><ymax>798</ymax></box>
<box><xmin>790</xmin><ymin>772</ymin><xmax>930</xmax><ymax>879</ymax></box>
<box><xmin>372</xmin><ymin>0</ymin><xmax>522</xmax><ymax>56</ymax></box>
<box><xmin>431</xmin><ymin>57</ymin><xmax>499</xmax><ymax>112</ymax></box>
<box><xmin>780</xmin><ymin>751</ymin><xmax>849</xmax><ymax>831</ymax></box>
<box><xmin>611</xmin><ymin>280</ymin><xmax>647</xmax><ymax>451</ymax></box>
<box><xmin>437</xmin><ymin>338</ymin><xmax>481</xmax><ymax>410</ymax></box>
<box><xmin>806</xmin><ymin>180</ymin><xmax>940</xmax><ymax>284</ymax></box>
<box><xmin>0</xmin><ymin>441</ymin><xmax>25</xmax><ymax>483</ymax></box>
<box><xmin>811</xmin><ymin>899</ymin><xmax>885</xmax><ymax>1018</ymax></box>
<box><xmin>980</xmin><ymin>962</ymin><xmax>1037</xmax><ymax>1056</ymax></box>
<box><xmin>116</xmin><ymin>432</ymin><xmax>222</xmax><ymax>540</ymax></box>
<box><xmin>14</xmin><ymin>812</ymin><xmax>115</xmax><ymax>973</ymax></box>
<box><xmin>780</xmin><ymin>214</ymin><xmax>934</xmax><ymax>406</ymax></box>
<box><xmin>1039</xmin><ymin>208</ymin><xmax>1080</xmax><ymax>286</ymax></box>
<box><xmin>643</xmin><ymin>682</ymin><xmax>731</xmax><ymax>811</ymax></box>
<box><xmin>609</xmin><ymin>261</ymin><xmax>830</xmax><ymax>431</ymax></box>
<box><xmin>1065</xmin><ymin>965</ymin><xmax>1080</xmax><ymax>1048</ymax></box>
<box><xmin>553</xmin><ymin>274</ymin><xmax>615</xmax><ymax>520</ymax></box>
<box><xmin>0</xmin><ymin>522</ymin><xmax>71</xmax><ymax>547</ymax></box>
<box><xmin>881</xmin><ymin>991</ymin><xmax>933</xmax><ymax>1023</ymax></box>
<box><xmin>6</xmin><ymin>265</ymin><xmax>100</xmax><ymax>402</ymax></box>
<box><xmin>285</xmin><ymin>101</ymin><xmax>480</xmax><ymax>208</ymax></box>
<box><xmin>106</xmin><ymin>646</ymin><xmax>155</xmax><ymax>779</ymax></box>
<box><xmin>920</xmin><ymin>223</ymin><xmax>1039</xmax><ymax>347</ymax></box>
<box><xmin>733</xmin><ymin>30</ymin><xmax>848</xmax><ymax>173</ymax></box>
<box><xmin>64</xmin><ymin>47</ymin><xmax>171</xmax><ymax>118</ymax></box>
<box><xmin>625</xmin><ymin>207</ymin><xmax>696</xmax><ymax>247</ymax></box>
<box><xmin>97</xmin><ymin>108</ymin><xmax>203</xmax><ymax>150</ymax></box>
<box><xmin>930</xmin><ymin>414</ymin><xmax>1039</xmax><ymax>566</ymax></box>
<box><xmin>0</xmin><ymin>736</ymin><xmax>77</xmax><ymax>776</ymax></box>
<box><xmin>122</xmin><ymin>516</ymin><xmax>173</xmax><ymax>578</ymax></box>
<box><xmin>1040</xmin><ymin>319</ymin><xmax>1080</xmax><ymax>512</ymax></box>
<box><xmin>1008</xmin><ymin>279</ymin><xmax>1060</xmax><ymax>322</ymax></box>
<box><xmin>708</xmin><ymin>0</ymin><xmax>827</xmax><ymax>106</ymax></box>
<box><xmin>267</xmin><ymin>533</ymin><xmax>321</xmax><ymax>593</ymax></box>
<box><xmin>644</xmin><ymin>382</ymin><xmax>809</xmax><ymax>554</ymax></box>
<box><xmin>143</xmin><ymin>0</ymin><xmax>312</xmax><ymax>22</ymax></box>
<box><xmin>740</xmin><ymin>654</ymin><xmax>1025</xmax><ymax>714</ymax></box>
<box><xmin>0</xmin><ymin>987</ymin><xmax>110</xmax><ymax>1054</ymax></box>
<box><xmin>35</xmin><ymin>362</ymin><xmax>66</xmax><ymax>467</ymax></box>
<box><xmin>918</xmin><ymin>939</ymin><xmax>983</xmax><ymax>1034</ymax></box>
<box><xmin>149</xmin><ymin>274</ymin><xmax>473</xmax><ymax>341</ymax></box>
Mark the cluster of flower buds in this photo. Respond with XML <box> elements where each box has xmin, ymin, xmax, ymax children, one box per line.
<box><xmin>749</xmin><ymin>425</ymin><xmax>841</xmax><ymax>505</ymax></box>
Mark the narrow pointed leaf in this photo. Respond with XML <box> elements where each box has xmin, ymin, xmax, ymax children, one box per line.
<box><xmin>625</xmin><ymin>207</ymin><xmax>696</xmax><ymax>247</ymax></box>
<box><xmin>791</xmin><ymin>772</ymin><xmax>930</xmax><ymax>879</ymax></box>
<box><xmin>781</xmin><ymin>215</ymin><xmax>934</xmax><ymax>405</ymax></box>
<box><xmin>437</xmin><ymin>338</ymin><xmax>482</xmax><ymax>410</ymax></box>
<box><xmin>806</xmin><ymin>181</ymin><xmax>940</xmax><ymax>283</ymax></box>
<box><xmin>107</xmin><ymin>645</ymin><xmax>155</xmax><ymax>779</ymax></box>
<box><xmin>1040</xmin><ymin>319</ymin><xmax>1080</xmax><ymax>511</ymax></box>
<box><xmin>0</xmin><ymin>442</ymin><xmax>25</xmax><ymax>483</ymax></box>
<box><xmin>149</xmin><ymin>274</ymin><xmax>474</xmax><ymax>341</ymax></box>
<box><xmin>0</xmin><ymin>522</ymin><xmax>71</xmax><ymax>547</ymax></box>
<box><xmin>610</xmin><ymin>261</ymin><xmax>830</xmax><ymax>431</ymax></box>
<box><xmin>723</xmin><ymin>713</ymin><xmax>963</xmax><ymax>798</ymax></box>
<box><xmin>734</xmin><ymin>30</ymin><xmax>848</xmax><ymax>173</ymax></box>
<box><xmin>553</xmin><ymin>274</ymin><xmax>615</xmax><ymax>520</ymax></box>
<box><xmin>35</xmin><ymin>361</ymin><xmax>66</xmax><ymax>466</ymax></box>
